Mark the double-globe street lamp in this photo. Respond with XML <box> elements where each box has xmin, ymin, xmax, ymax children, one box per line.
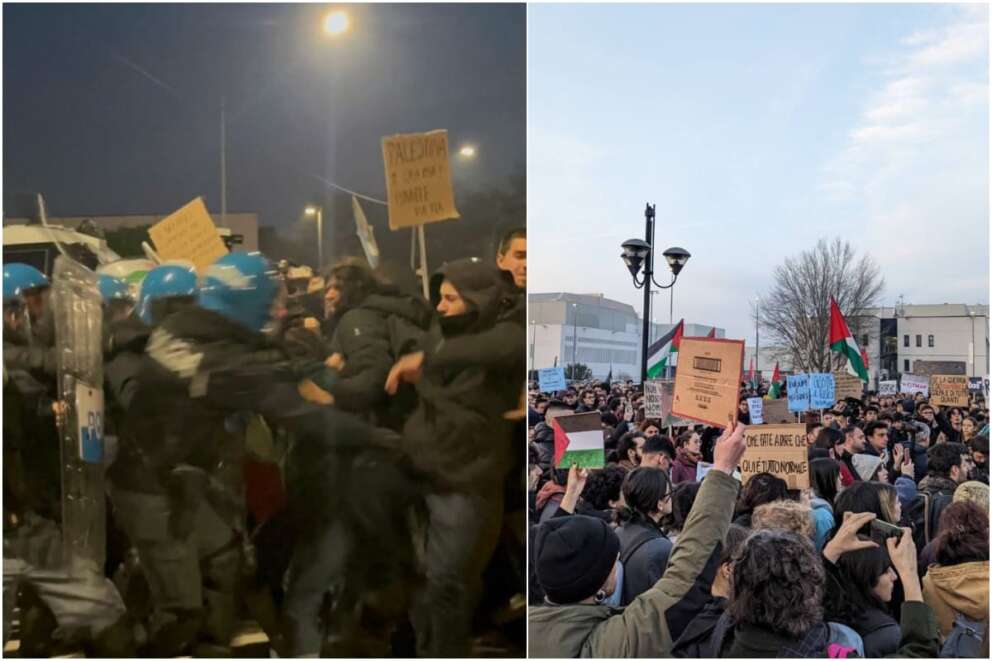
<box><xmin>620</xmin><ymin>203</ymin><xmax>691</xmax><ymax>383</ymax></box>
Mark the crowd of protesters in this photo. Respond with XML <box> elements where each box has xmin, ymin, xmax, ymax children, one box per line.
<box><xmin>528</xmin><ymin>374</ymin><xmax>989</xmax><ymax>657</ymax></box>
<box><xmin>3</xmin><ymin>228</ymin><xmax>526</xmax><ymax>657</ymax></box>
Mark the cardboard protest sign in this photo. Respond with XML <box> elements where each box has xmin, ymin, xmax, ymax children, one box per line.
<box><xmin>787</xmin><ymin>374</ymin><xmax>810</xmax><ymax>412</ymax></box>
<box><xmin>809</xmin><ymin>373</ymin><xmax>836</xmax><ymax>409</ymax></box>
<box><xmin>833</xmin><ymin>371</ymin><xmax>865</xmax><ymax>401</ymax></box>
<box><xmin>381</xmin><ymin>129</ymin><xmax>460</xmax><ymax>230</ymax></box>
<box><xmin>900</xmin><ymin>373</ymin><xmax>929</xmax><ymax>396</ymax></box>
<box><xmin>672</xmin><ymin>338</ymin><xmax>744</xmax><ymax>428</ymax></box>
<box><xmin>148</xmin><ymin>197</ymin><xmax>228</xmax><ymax>272</ymax></box>
<box><xmin>930</xmin><ymin>375</ymin><xmax>970</xmax><ymax>407</ymax></box>
<box><xmin>762</xmin><ymin>398</ymin><xmax>794</xmax><ymax>424</ymax></box>
<box><xmin>741</xmin><ymin>424</ymin><xmax>809</xmax><ymax>489</ymax></box>
<box><xmin>538</xmin><ymin>367</ymin><xmax>567</xmax><ymax>393</ymax></box>
<box><xmin>644</xmin><ymin>380</ymin><xmax>664</xmax><ymax>419</ymax></box>
<box><xmin>747</xmin><ymin>398</ymin><xmax>764</xmax><ymax>425</ymax></box>
<box><xmin>553</xmin><ymin>412</ymin><xmax>605</xmax><ymax>469</ymax></box>
<box><xmin>879</xmin><ymin>380</ymin><xmax>898</xmax><ymax>396</ymax></box>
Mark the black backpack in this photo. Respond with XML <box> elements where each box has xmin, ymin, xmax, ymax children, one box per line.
<box><xmin>908</xmin><ymin>489</ymin><xmax>954</xmax><ymax>551</ymax></box>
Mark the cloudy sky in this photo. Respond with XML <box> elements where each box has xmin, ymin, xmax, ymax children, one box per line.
<box><xmin>529</xmin><ymin>3</ymin><xmax>988</xmax><ymax>342</ymax></box>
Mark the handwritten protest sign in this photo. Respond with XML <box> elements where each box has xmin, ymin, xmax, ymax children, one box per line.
<box><xmin>538</xmin><ymin>367</ymin><xmax>566</xmax><ymax>393</ymax></box>
<box><xmin>644</xmin><ymin>380</ymin><xmax>664</xmax><ymax>418</ymax></box>
<box><xmin>930</xmin><ymin>375</ymin><xmax>969</xmax><ymax>407</ymax></box>
<box><xmin>672</xmin><ymin>338</ymin><xmax>744</xmax><ymax>428</ymax></box>
<box><xmin>879</xmin><ymin>380</ymin><xmax>898</xmax><ymax>396</ymax></box>
<box><xmin>741</xmin><ymin>424</ymin><xmax>809</xmax><ymax>489</ymax></box>
<box><xmin>148</xmin><ymin>197</ymin><xmax>228</xmax><ymax>272</ymax></box>
<box><xmin>833</xmin><ymin>371</ymin><xmax>865</xmax><ymax>401</ymax></box>
<box><xmin>381</xmin><ymin>129</ymin><xmax>460</xmax><ymax>230</ymax></box>
<box><xmin>900</xmin><ymin>373</ymin><xmax>929</xmax><ymax>396</ymax></box>
<box><xmin>747</xmin><ymin>398</ymin><xmax>764</xmax><ymax>424</ymax></box>
<box><xmin>809</xmin><ymin>373</ymin><xmax>836</xmax><ymax>409</ymax></box>
<box><xmin>787</xmin><ymin>374</ymin><xmax>810</xmax><ymax>412</ymax></box>
<box><xmin>763</xmin><ymin>398</ymin><xmax>794</xmax><ymax>424</ymax></box>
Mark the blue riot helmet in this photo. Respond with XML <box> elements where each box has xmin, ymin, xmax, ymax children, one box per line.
<box><xmin>3</xmin><ymin>262</ymin><xmax>49</xmax><ymax>303</ymax></box>
<box><xmin>97</xmin><ymin>274</ymin><xmax>132</xmax><ymax>304</ymax></box>
<box><xmin>198</xmin><ymin>252</ymin><xmax>279</xmax><ymax>333</ymax></box>
<box><xmin>137</xmin><ymin>264</ymin><xmax>198</xmax><ymax>325</ymax></box>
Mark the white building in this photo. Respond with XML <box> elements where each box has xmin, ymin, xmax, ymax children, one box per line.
<box><xmin>856</xmin><ymin>303</ymin><xmax>989</xmax><ymax>379</ymax></box>
<box><xmin>528</xmin><ymin>292</ymin><xmax>725</xmax><ymax>381</ymax></box>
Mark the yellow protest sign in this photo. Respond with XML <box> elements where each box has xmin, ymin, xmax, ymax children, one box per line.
<box><xmin>930</xmin><ymin>375</ymin><xmax>970</xmax><ymax>407</ymax></box>
<box><xmin>741</xmin><ymin>424</ymin><xmax>809</xmax><ymax>489</ymax></box>
<box><xmin>148</xmin><ymin>197</ymin><xmax>228</xmax><ymax>271</ymax></box>
<box><xmin>381</xmin><ymin>129</ymin><xmax>460</xmax><ymax>230</ymax></box>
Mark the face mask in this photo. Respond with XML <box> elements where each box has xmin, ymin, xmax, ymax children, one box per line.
<box><xmin>439</xmin><ymin>310</ymin><xmax>478</xmax><ymax>336</ymax></box>
<box><xmin>596</xmin><ymin>560</ymin><xmax>624</xmax><ymax>608</ymax></box>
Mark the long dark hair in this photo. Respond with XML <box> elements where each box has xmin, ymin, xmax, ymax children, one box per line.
<box><xmin>810</xmin><ymin>458</ymin><xmax>841</xmax><ymax>505</ymax></box>
<box><xmin>617</xmin><ymin>467</ymin><xmax>671</xmax><ymax>526</ymax></box>
<box><xmin>736</xmin><ymin>472</ymin><xmax>790</xmax><ymax>518</ymax></box>
<box><xmin>815</xmin><ymin>427</ymin><xmax>844</xmax><ymax>454</ymax></box>
<box><xmin>823</xmin><ymin>539</ymin><xmax>893</xmax><ymax>626</ymax></box>
<box><xmin>833</xmin><ymin>481</ymin><xmax>900</xmax><ymax>536</ymax></box>
<box><xmin>933</xmin><ymin>501</ymin><xmax>989</xmax><ymax>566</ymax></box>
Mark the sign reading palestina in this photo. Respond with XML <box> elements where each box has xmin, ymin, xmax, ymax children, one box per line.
<box><xmin>381</xmin><ymin>129</ymin><xmax>461</xmax><ymax>230</ymax></box>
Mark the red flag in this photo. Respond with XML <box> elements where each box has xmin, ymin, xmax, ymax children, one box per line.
<box><xmin>552</xmin><ymin>418</ymin><xmax>569</xmax><ymax>466</ymax></box>
<box><xmin>828</xmin><ymin>297</ymin><xmax>854</xmax><ymax>346</ymax></box>
<box><xmin>706</xmin><ymin>327</ymin><xmax>716</xmax><ymax>339</ymax></box>
<box><xmin>771</xmin><ymin>361</ymin><xmax>781</xmax><ymax>384</ymax></box>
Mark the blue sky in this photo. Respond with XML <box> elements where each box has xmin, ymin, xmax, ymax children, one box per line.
<box><xmin>529</xmin><ymin>3</ymin><xmax>989</xmax><ymax>342</ymax></box>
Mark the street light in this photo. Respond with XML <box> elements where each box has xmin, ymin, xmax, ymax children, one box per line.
<box><xmin>458</xmin><ymin>144</ymin><xmax>477</xmax><ymax>159</ymax></box>
<box><xmin>323</xmin><ymin>9</ymin><xmax>350</xmax><ymax>36</ymax></box>
<box><xmin>304</xmin><ymin>205</ymin><xmax>324</xmax><ymax>271</ymax></box>
<box><xmin>619</xmin><ymin>203</ymin><xmax>692</xmax><ymax>382</ymax></box>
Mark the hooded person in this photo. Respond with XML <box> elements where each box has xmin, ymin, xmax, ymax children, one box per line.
<box><xmin>385</xmin><ymin>257</ymin><xmax>524</xmax><ymax>658</ymax></box>
<box><xmin>319</xmin><ymin>257</ymin><xmax>433</xmax><ymax>430</ymax></box>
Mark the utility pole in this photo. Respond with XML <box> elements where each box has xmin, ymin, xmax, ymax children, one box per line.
<box><xmin>755</xmin><ymin>298</ymin><xmax>760</xmax><ymax>386</ymax></box>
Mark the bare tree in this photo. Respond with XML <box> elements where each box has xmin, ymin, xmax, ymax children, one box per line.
<box><xmin>760</xmin><ymin>238</ymin><xmax>884</xmax><ymax>373</ymax></box>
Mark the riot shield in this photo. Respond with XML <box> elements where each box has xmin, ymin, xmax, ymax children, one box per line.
<box><xmin>51</xmin><ymin>255</ymin><xmax>106</xmax><ymax>574</ymax></box>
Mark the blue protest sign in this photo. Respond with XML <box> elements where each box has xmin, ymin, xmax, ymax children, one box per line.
<box><xmin>538</xmin><ymin>367</ymin><xmax>567</xmax><ymax>393</ymax></box>
<box><xmin>787</xmin><ymin>374</ymin><xmax>810</xmax><ymax>412</ymax></box>
<box><xmin>809</xmin><ymin>373</ymin><xmax>836</xmax><ymax>410</ymax></box>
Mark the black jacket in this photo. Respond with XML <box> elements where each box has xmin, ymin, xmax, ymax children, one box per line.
<box><xmin>907</xmin><ymin>475</ymin><xmax>957</xmax><ymax>552</ymax></box>
<box><xmin>617</xmin><ymin>519</ymin><xmax>673</xmax><ymax>606</ymax></box>
<box><xmin>326</xmin><ymin>291</ymin><xmax>432</xmax><ymax>430</ymax></box>
<box><xmin>671</xmin><ymin>596</ymin><xmax>727</xmax><ymax>657</ymax></box>
<box><xmin>531</xmin><ymin>421</ymin><xmax>556</xmax><ymax>468</ymax></box>
<box><xmin>402</xmin><ymin>259</ymin><xmax>524</xmax><ymax>492</ymax></box>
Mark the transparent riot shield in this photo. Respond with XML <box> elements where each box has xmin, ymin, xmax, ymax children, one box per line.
<box><xmin>51</xmin><ymin>255</ymin><xmax>106</xmax><ymax>574</ymax></box>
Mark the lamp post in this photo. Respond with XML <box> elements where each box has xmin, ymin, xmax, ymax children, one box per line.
<box><xmin>570</xmin><ymin>303</ymin><xmax>578</xmax><ymax>380</ymax></box>
<box><xmin>620</xmin><ymin>203</ymin><xmax>691</xmax><ymax>383</ymax></box>
<box><xmin>304</xmin><ymin>205</ymin><xmax>323</xmax><ymax>271</ymax></box>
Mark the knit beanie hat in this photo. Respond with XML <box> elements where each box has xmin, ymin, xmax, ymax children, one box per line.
<box><xmin>851</xmin><ymin>454</ymin><xmax>883</xmax><ymax>481</ymax></box>
<box><xmin>534</xmin><ymin>515</ymin><xmax>620</xmax><ymax>604</ymax></box>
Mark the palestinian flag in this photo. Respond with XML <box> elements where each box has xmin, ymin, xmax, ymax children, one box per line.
<box><xmin>829</xmin><ymin>297</ymin><xmax>869</xmax><ymax>383</ymax></box>
<box><xmin>646</xmin><ymin>319</ymin><xmax>684</xmax><ymax>378</ymax></box>
<box><xmin>706</xmin><ymin>327</ymin><xmax>717</xmax><ymax>339</ymax></box>
<box><xmin>768</xmin><ymin>362</ymin><xmax>782</xmax><ymax>399</ymax></box>
<box><xmin>747</xmin><ymin>357</ymin><xmax>757</xmax><ymax>389</ymax></box>
<box><xmin>552</xmin><ymin>412</ymin><xmax>605</xmax><ymax>469</ymax></box>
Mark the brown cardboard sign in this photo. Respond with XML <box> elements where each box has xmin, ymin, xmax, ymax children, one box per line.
<box><xmin>672</xmin><ymin>338</ymin><xmax>744</xmax><ymax>428</ymax></box>
<box><xmin>381</xmin><ymin>129</ymin><xmax>460</xmax><ymax>230</ymax></box>
<box><xmin>832</xmin><ymin>371</ymin><xmax>865</xmax><ymax>401</ymax></box>
<box><xmin>148</xmin><ymin>197</ymin><xmax>228</xmax><ymax>272</ymax></box>
<box><xmin>741</xmin><ymin>424</ymin><xmax>809</xmax><ymax>489</ymax></box>
<box><xmin>930</xmin><ymin>375</ymin><xmax>970</xmax><ymax>407</ymax></box>
<box><xmin>762</xmin><ymin>398</ymin><xmax>794</xmax><ymax>424</ymax></box>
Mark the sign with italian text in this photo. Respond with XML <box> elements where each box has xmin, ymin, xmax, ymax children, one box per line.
<box><xmin>148</xmin><ymin>197</ymin><xmax>228</xmax><ymax>272</ymax></box>
<box><xmin>787</xmin><ymin>374</ymin><xmax>810</xmax><ymax>412</ymax></box>
<box><xmin>741</xmin><ymin>424</ymin><xmax>809</xmax><ymax>489</ymax></box>
<box><xmin>382</xmin><ymin>129</ymin><xmax>460</xmax><ymax>230</ymax></box>
<box><xmin>930</xmin><ymin>375</ymin><xmax>969</xmax><ymax>407</ymax></box>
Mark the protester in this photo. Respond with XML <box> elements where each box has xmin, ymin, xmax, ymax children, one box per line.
<box><xmin>909</xmin><ymin>441</ymin><xmax>972</xmax><ymax>552</ymax></box>
<box><xmin>639</xmin><ymin>435</ymin><xmax>675</xmax><ymax>473</ymax></box>
<box><xmin>750</xmin><ymin>499</ymin><xmax>814</xmax><ymax>540</ymax></box>
<box><xmin>671</xmin><ymin>430</ymin><xmax>702</xmax><ymax>484</ymax></box>
<box><xmin>953</xmin><ymin>480</ymin><xmax>989</xmax><ymax>513</ymax></box>
<box><xmin>614</xmin><ymin>467</ymin><xmax>674</xmax><ymax>605</ymax></box>
<box><xmin>920</xmin><ymin>501</ymin><xmax>989</xmax><ymax>640</ymax></box>
<box><xmin>967</xmin><ymin>434</ymin><xmax>988</xmax><ymax>484</ymax></box>
<box><xmin>529</xmin><ymin>422</ymin><xmax>748</xmax><ymax>657</ymax></box>
<box><xmin>733</xmin><ymin>472</ymin><xmax>789</xmax><ymax>528</ymax></box>
<box><xmin>809</xmin><ymin>458</ymin><xmax>841</xmax><ymax>551</ymax></box>
<box><xmin>615</xmin><ymin>431</ymin><xmax>646</xmax><ymax>471</ymax></box>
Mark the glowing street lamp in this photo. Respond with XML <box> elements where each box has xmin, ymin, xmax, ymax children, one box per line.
<box><xmin>304</xmin><ymin>205</ymin><xmax>324</xmax><ymax>270</ymax></box>
<box><xmin>323</xmin><ymin>9</ymin><xmax>350</xmax><ymax>37</ymax></box>
<box><xmin>458</xmin><ymin>144</ymin><xmax>477</xmax><ymax>159</ymax></box>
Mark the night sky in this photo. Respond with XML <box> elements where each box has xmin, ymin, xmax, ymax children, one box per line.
<box><xmin>3</xmin><ymin>3</ymin><xmax>525</xmax><ymax>253</ymax></box>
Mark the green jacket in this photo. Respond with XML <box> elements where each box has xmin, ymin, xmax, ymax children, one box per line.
<box><xmin>528</xmin><ymin>469</ymin><xmax>739</xmax><ymax>657</ymax></box>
